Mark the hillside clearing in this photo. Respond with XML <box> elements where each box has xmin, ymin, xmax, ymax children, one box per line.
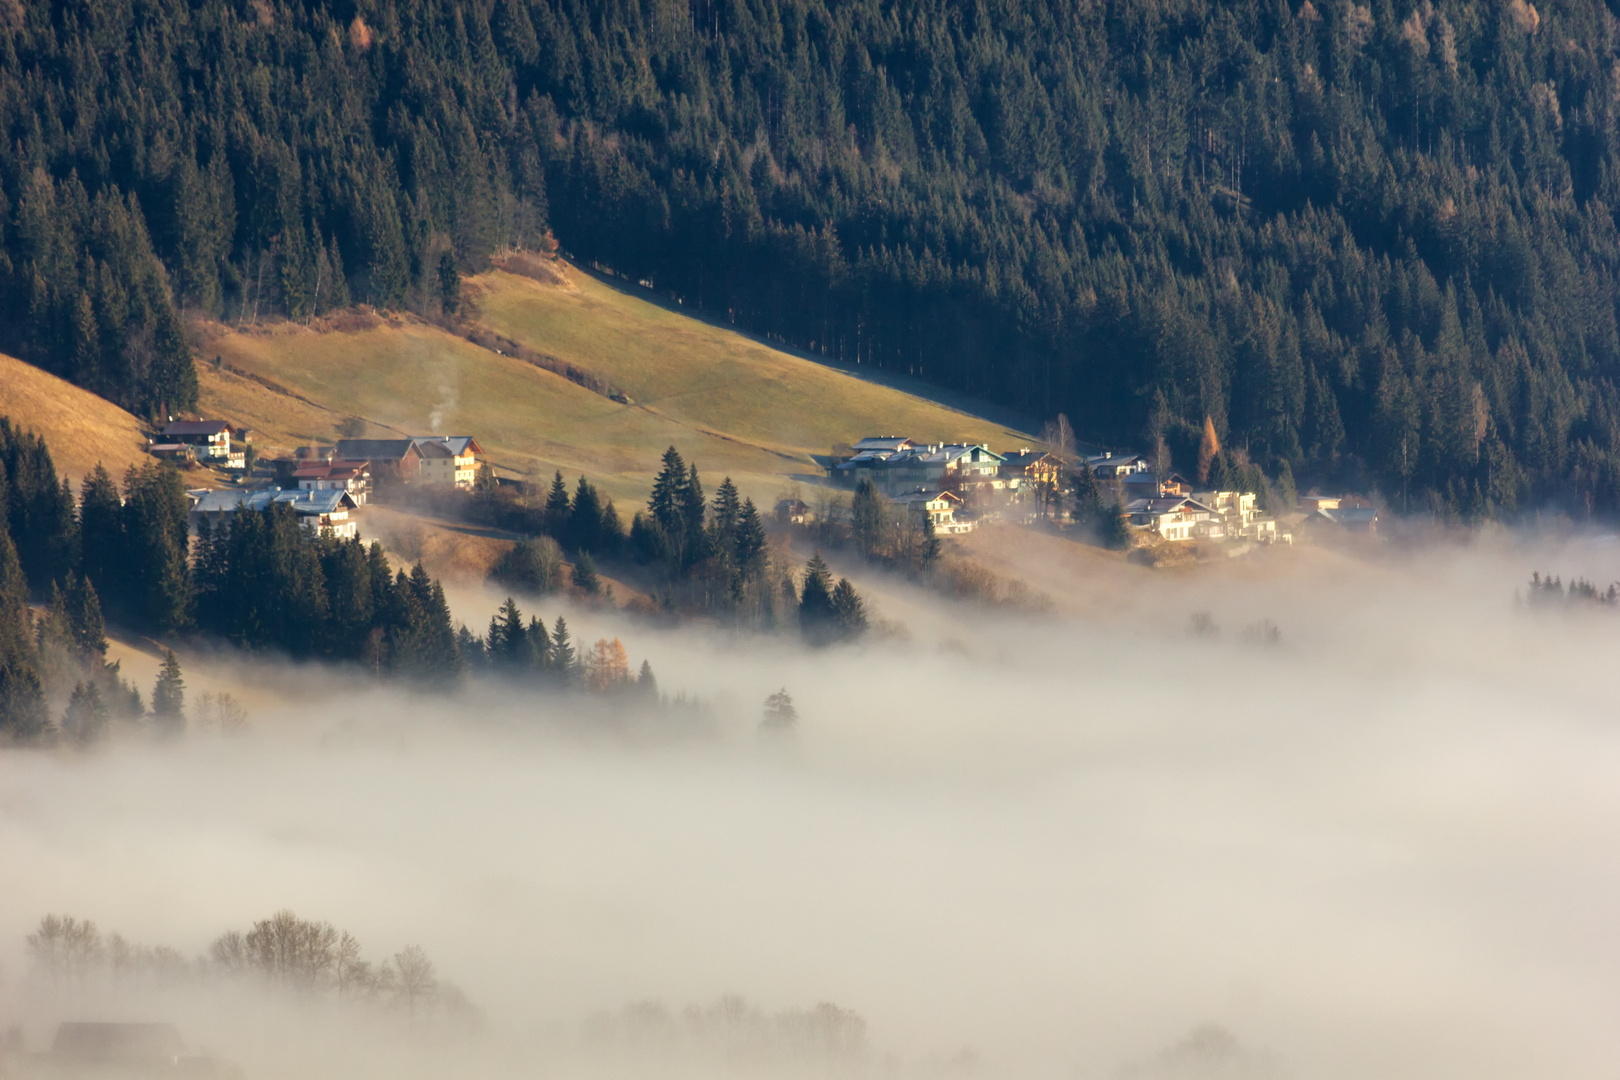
<box><xmin>191</xmin><ymin>264</ymin><xmax>1032</xmax><ymax>510</ymax></box>
<box><xmin>0</xmin><ymin>352</ymin><xmax>152</xmax><ymax>483</ymax></box>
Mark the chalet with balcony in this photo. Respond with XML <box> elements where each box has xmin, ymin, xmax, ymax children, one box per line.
<box><xmin>189</xmin><ymin>488</ymin><xmax>360</xmax><ymax>540</ymax></box>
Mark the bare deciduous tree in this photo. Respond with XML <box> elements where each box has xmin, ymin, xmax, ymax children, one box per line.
<box><xmin>29</xmin><ymin>915</ymin><xmax>102</xmax><ymax>983</ymax></box>
<box><xmin>393</xmin><ymin>945</ymin><xmax>436</xmax><ymax>1019</ymax></box>
<box><xmin>244</xmin><ymin>910</ymin><xmax>338</xmax><ymax>989</ymax></box>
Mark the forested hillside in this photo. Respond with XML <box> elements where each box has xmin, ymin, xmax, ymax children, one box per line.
<box><xmin>7</xmin><ymin>0</ymin><xmax>1620</xmax><ymax>514</ymax></box>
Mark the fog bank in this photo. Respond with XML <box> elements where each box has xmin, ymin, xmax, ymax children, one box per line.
<box><xmin>5</xmin><ymin>534</ymin><xmax>1620</xmax><ymax>1080</ymax></box>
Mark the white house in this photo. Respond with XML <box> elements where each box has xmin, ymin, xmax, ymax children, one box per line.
<box><xmin>1084</xmin><ymin>451</ymin><xmax>1151</xmax><ymax>479</ymax></box>
<box><xmin>1192</xmin><ymin>489</ymin><xmax>1283</xmax><ymax>542</ymax></box>
<box><xmin>890</xmin><ymin>489</ymin><xmax>972</xmax><ymax>534</ymax></box>
<box><xmin>161</xmin><ymin>420</ymin><xmax>233</xmax><ymax>460</ymax></box>
<box><xmin>1125</xmin><ymin>496</ymin><xmax>1224</xmax><ymax>542</ymax></box>
<box><xmin>293</xmin><ymin>459</ymin><xmax>372</xmax><ymax>504</ymax></box>
<box><xmin>189</xmin><ymin>488</ymin><xmax>360</xmax><ymax>540</ymax></box>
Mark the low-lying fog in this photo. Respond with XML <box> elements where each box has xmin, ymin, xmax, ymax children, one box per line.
<box><xmin>5</xmin><ymin>531</ymin><xmax>1620</xmax><ymax>1080</ymax></box>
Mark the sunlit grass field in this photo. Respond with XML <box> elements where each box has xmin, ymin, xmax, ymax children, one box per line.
<box><xmin>196</xmin><ymin>261</ymin><xmax>1030</xmax><ymax>509</ymax></box>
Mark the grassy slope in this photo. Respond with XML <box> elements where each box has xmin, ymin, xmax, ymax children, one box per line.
<box><xmin>0</xmin><ymin>351</ymin><xmax>152</xmax><ymax>483</ymax></box>
<box><xmin>197</xmin><ymin>263</ymin><xmax>1031</xmax><ymax>509</ymax></box>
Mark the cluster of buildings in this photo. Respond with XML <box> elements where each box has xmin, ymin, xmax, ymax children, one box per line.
<box><xmin>826</xmin><ymin>436</ymin><xmax>1067</xmax><ymax>534</ymax></box>
<box><xmin>1082</xmin><ymin>452</ymin><xmax>1290</xmax><ymax>544</ymax></box>
<box><xmin>156</xmin><ymin>420</ymin><xmax>486</xmax><ymax>542</ymax></box>
<box><xmin>828</xmin><ymin>438</ymin><xmax>1374</xmax><ymax>544</ymax></box>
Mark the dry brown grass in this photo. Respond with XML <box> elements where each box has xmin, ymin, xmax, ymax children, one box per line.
<box><xmin>0</xmin><ymin>351</ymin><xmax>152</xmax><ymax>482</ymax></box>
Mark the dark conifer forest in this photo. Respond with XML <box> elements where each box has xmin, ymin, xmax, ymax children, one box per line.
<box><xmin>8</xmin><ymin>0</ymin><xmax>1620</xmax><ymax>513</ymax></box>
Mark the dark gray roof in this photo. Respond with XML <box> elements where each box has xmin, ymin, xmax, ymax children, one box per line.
<box><xmin>163</xmin><ymin>420</ymin><xmax>230</xmax><ymax>437</ymax></box>
<box><xmin>334</xmin><ymin>438</ymin><xmax>418</xmax><ymax>462</ymax></box>
<box><xmin>1315</xmin><ymin>507</ymin><xmax>1378</xmax><ymax>524</ymax></box>
<box><xmin>410</xmin><ymin>436</ymin><xmax>481</xmax><ymax>457</ymax></box>
<box><xmin>191</xmin><ymin>488</ymin><xmax>356</xmax><ymax>515</ymax></box>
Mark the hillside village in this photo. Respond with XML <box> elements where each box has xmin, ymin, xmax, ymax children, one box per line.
<box><xmin>146</xmin><ymin>410</ymin><xmax>1375</xmax><ymax>554</ymax></box>
<box><xmin>822</xmin><ymin>436</ymin><xmax>1377</xmax><ymax>545</ymax></box>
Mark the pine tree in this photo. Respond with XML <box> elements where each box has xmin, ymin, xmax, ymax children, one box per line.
<box><xmin>572</xmin><ymin>552</ymin><xmax>602</xmax><ymax>595</ymax></box>
<box><xmin>550</xmin><ymin>616</ymin><xmax>576</xmax><ymax>681</ymax></box>
<box><xmin>647</xmin><ymin>447</ymin><xmax>687</xmax><ymax>535</ymax></box>
<box><xmin>761</xmin><ymin>688</ymin><xmax>798</xmax><ymax>731</ymax></box>
<box><xmin>798</xmin><ymin>552</ymin><xmax>837</xmax><ymax>643</ymax></box>
<box><xmin>62</xmin><ymin>681</ymin><xmax>108</xmax><ymax>745</ymax></box>
<box><xmin>710</xmin><ymin>477</ymin><xmax>742</xmax><ymax>559</ymax></box>
<box><xmin>457</xmin><ymin>624</ymin><xmax>487</xmax><ymax>674</ymax></box>
<box><xmin>491</xmin><ymin>597</ymin><xmax>528</xmax><ymax>668</ymax></box>
<box><xmin>526</xmin><ymin>615</ymin><xmax>552</xmax><ymax>671</ymax></box>
<box><xmin>681</xmin><ymin>464</ymin><xmax>708</xmax><ymax>565</ymax></box>
<box><xmin>850</xmin><ymin>479</ymin><xmax>885</xmax><ymax>558</ymax></box>
<box><xmin>0</xmin><ymin>528</ymin><xmax>47</xmax><ymax>742</ymax></box>
<box><xmin>152</xmin><ymin>649</ymin><xmax>185</xmax><ymax>732</ymax></box>
<box><xmin>566</xmin><ymin>477</ymin><xmax>602</xmax><ymax>552</ymax></box>
<box><xmin>121</xmin><ymin>463</ymin><xmax>192</xmax><ymax>632</ymax></box>
<box><xmin>544</xmin><ymin>471</ymin><xmax>572</xmax><ymax>531</ymax></box>
<box><xmin>733</xmin><ymin>498</ymin><xmax>767</xmax><ymax>582</ymax></box>
<box><xmin>921</xmin><ymin>512</ymin><xmax>941</xmax><ymax>567</ymax></box>
<box><xmin>636</xmin><ymin>658</ymin><xmax>658</xmax><ymax>700</ymax></box>
<box><xmin>830</xmin><ymin>579</ymin><xmax>868</xmax><ymax>640</ymax></box>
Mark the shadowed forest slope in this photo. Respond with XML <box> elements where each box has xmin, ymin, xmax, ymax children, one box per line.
<box><xmin>6</xmin><ymin>0</ymin><xmax>1620</xmax><ymax>516</ymax></box>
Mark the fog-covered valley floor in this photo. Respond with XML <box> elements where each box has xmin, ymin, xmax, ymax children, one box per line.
<box><xmin>5</xmin><ymin>532</ymin><xmax>1620</xmax><ymax>1080</ymax></box>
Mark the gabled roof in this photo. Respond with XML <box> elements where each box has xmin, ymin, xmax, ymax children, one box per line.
<box><xmin>294</xmin><ymin>461</ymin><xmax>367</xmax><ymax>481</ymax></box>
<box><xmin>834</xmin><ymin>450</ymin><xmax>898</xmax><ymax>469</ymax></box>
<box><xmin>851</xmin><ymin>436</ymin><xmax>915</xmax><ymax>452</ymax></box>
<box><xmin>890</xmin><ymin>488</ymin><xmax>961</xmax><ymax>505</ymax></box>
<box><xmin>411</xmin><ymin>436</ymin><xmax>482</xmax><ymax>457</ymax></box>
<box><xmin>1125</xmin><ymin>470</ymin><xmax>1191</xmax><ymax>487</ymax></box>
<box><xmin>162</xmin><ymin>420</ymin><xmax>230</xmax><ymax>437</ymax></box>
<box><xmin>1085</xmin><ymin>452</ymin><xmax>1147</xmax><ymax>470</ymax></box>
<box><xmin>191</xmin><ymin>487</ymin><xmax>357</xmax><ymax>516</ymax></box>
<box><xmin>1315</xmin><ymin>506</ymin><xmax>1378</xmax><ymax>524</ymax></box>
<box><xmin>1001</xmin><ymin>449</ymin><xmax>1061</xmax><ymax>469</ymax></box>
<box><xmin>907</xmin><ymin>443</ymin><xmax>1005</xmax><ymax>466</ymax></box>
<box><xmin>1127</xmin><ymin>496</ymin><xmax>1215</xmax><ymax>515</ymax></box>
<box><xmin>334</xmin><ymin>438</ymin><xmax>420</xmax><ymax>462</ymax></box>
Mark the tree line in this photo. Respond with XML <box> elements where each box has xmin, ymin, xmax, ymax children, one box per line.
<box><xmin>14</xmin><ymin>1</ymin><xmax>1620</xmax><ymax>517</ymax></box>
<box><xmin>475</xmin><ymin>446</ymin><xmax>872</xmax><ymax>642</ymax></box>
<box><xmin>27</xmin><ymin>910</ymin><xmax>471</xmax><ymax>1023</ymax></box>
<box><xmin>0</xmin><ymin>418</ymin><xmax>674</xmax><ymax>743</ymax></box>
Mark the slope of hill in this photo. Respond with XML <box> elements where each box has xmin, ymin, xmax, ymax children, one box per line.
<box><xmin>196</xmin><ymin>265</ymin><xmax>1030</xmax><ymax>509</ymax></box>
<box><xmin>0</xmin><ymin>352</ymin><xmax>152</xmax><ymax>483</ymax></box>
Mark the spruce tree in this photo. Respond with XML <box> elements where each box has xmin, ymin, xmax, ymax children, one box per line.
<box><xmin>850</xmin><ymin>479</ymin><xmax>885</xmax><ymax>557</ymax></box>
<box><xmin>761</xmin><ymin>688</ymin><xmax>798</xmax><ymax>731</ymax></box>
<box><xmin>526</xmin><ymin>615</ymin><xmax>552</xmax><ymax>671</ymax></box>
<box><xmin>544</xmin><ymin>471</ymin><xmax>572</xmax><ymax>532</ymax></box>
<box><xmin>62</xmin><ymin>682</ymin><xmax>108</xmax><ymax>745</ymax></box>
<box><xmin>78</xmin><ymin>464</ymin><xmax>124</xmax><ymax>600</ymax></box>
<box><xmin>733</xmin><ymin>498</ymin><xmax>767</xmax><ymax>582</ymax></box>
<box><xmin>636</xmin><ymin>658</ymin><xmax>658</xmax><ymax>700</ymax></box>
<box><xmin>550</xmin><ymin>616</ymin><xmax>576</xmax><ymax>681</ymax></box>
<box><xmin>681</xmin><ymin>464</ymin><xmax>708</xmax><ymax>565</ymax></box>
<box><xmin>491</xmin><ymin>597</ymin><xmax>528</xmax><ymax>668</ymax></box>
<box><xmin>647</xmin><ymin>447</ymin><xmax>687</xmax><ymax>535</ymax></box>
<box><xmin>572</xmin><ymin>553</ymin><xmax>602</xmax><ymax>595</ymax></box>
<box><xmin>921</xmin><ymin>512</ymin><xmax>941</xmax><ymax>567</ymax></box>
<box><xmin>830</xmin><ymin>579</ymin><xmax>868</xmax><ymax>640</ymax></box>
<box><xmin>710</xmin><ymin>478</ymin><xmax>742</xmax><ymax>560</ymax></box>
<box><xmin>152</xmin><ymin>649</ymin><xmax>186</xmax><ymax>732</ymax></box>
<box><xmin>0</xmin><ymin>528</ymin><xmax>47</xmax><ymax>742</ymax></box>
<box><xmin>798</xmin><ymin>552</ymin><xmax>837</xmax><ymax>643</ymax></box>
<box><xmin>566</xmin><ymin>477</ymin><xmax>602</xmax><ymax>553</ymax></box>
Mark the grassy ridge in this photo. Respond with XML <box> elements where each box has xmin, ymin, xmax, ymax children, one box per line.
<box><xmin>0</xmin><ymin>352</ymin><xmax>152</xmax><ymax>483</ymax></box>
<box><xmin>198</xmin><ymin>263</ymin><xmax>1031</xmax><ymax>508</ymax></box>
